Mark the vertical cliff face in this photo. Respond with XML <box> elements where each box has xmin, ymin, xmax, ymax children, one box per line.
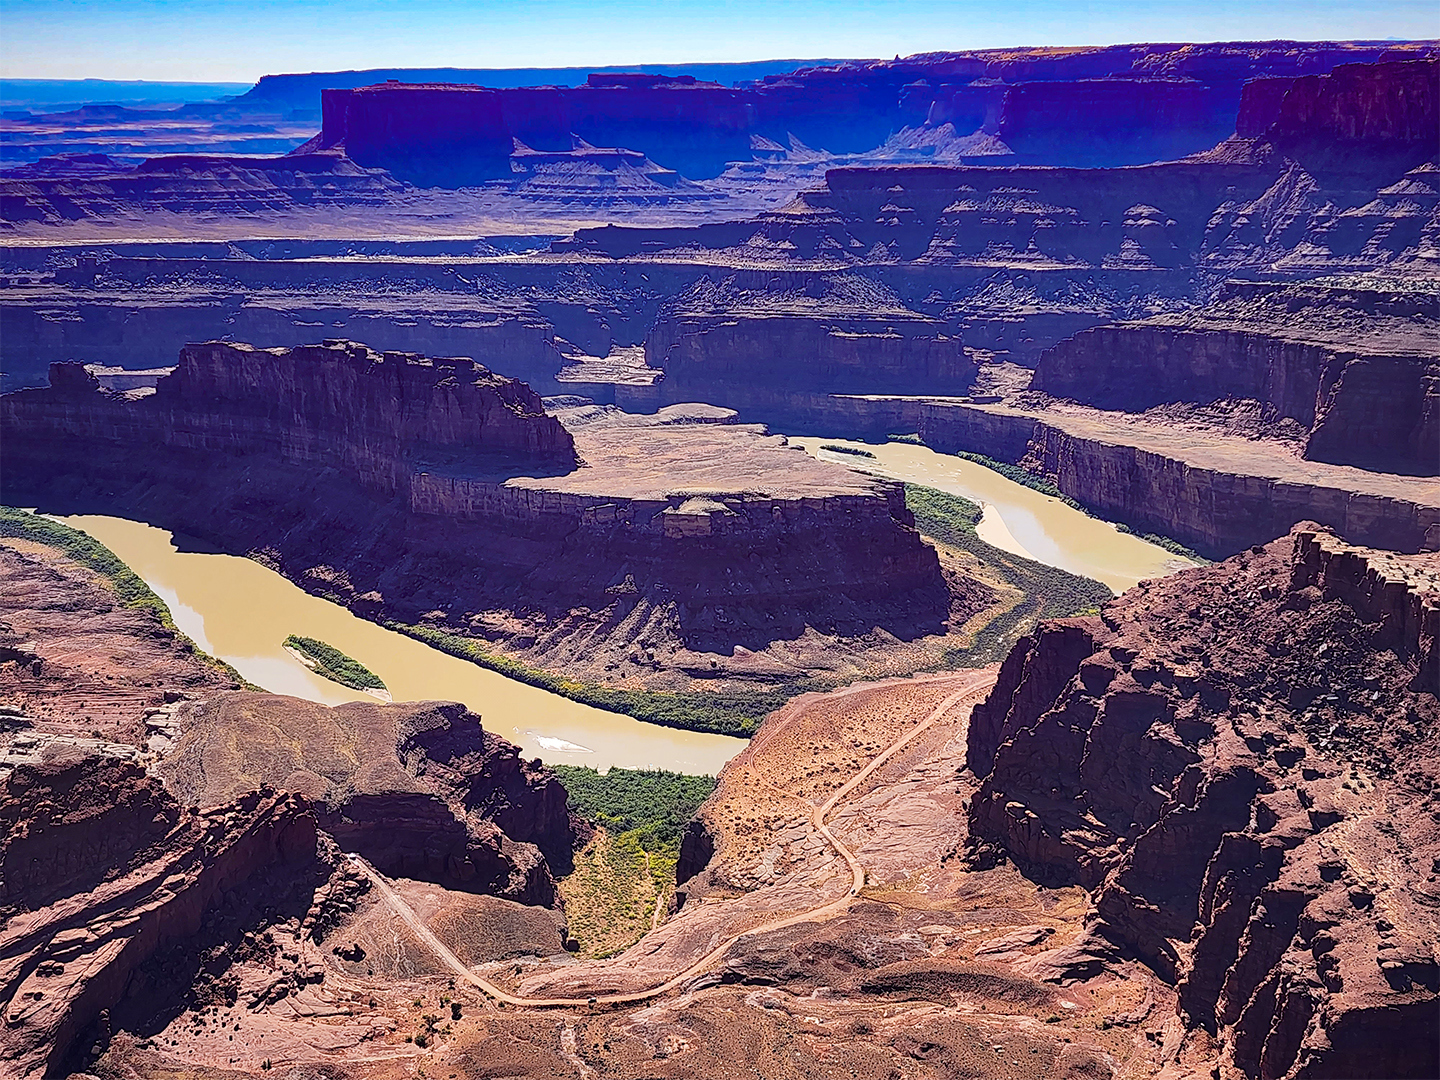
<box><xmin>5</xmin><ymin>340</ymin><xmax>578</xmax><ymax>495</ymax></box>
<box><xmin>965</xmin><ymin>525</ymin><xmax>1440</xmax><ymax>1079</ymax></box>
<box><xmin>161</xmin><ymin>340</ymin><xmax>576</xmax><ymax>468</ymax></box>
<box><xmin>322</xmin><ymin>76</ymin><xmax>755</xmax><ymax>182</ymax></box>
<box><xmin>1030</xmin><ymin>323</ymin><xmax>1439</xmax><ymax>475</ymax></box>
<box><xmin>0</xmin><ymin>754</ymin><xmax>321</xmax><ymax>1077</ymax></box>
<box><xmin>1269</xmin><ymin>58</ymin><xmax>1440</xmax><ymax>169</ymax></box>
<box><xmin>640</xmin><ymin>272</ymin><xmax>974</xmax><ymax>410</ymax></box>
<box><xmin>323</xmin><ymin>83</ymin><xmax>515</xmax><ymax>183</ymax></box>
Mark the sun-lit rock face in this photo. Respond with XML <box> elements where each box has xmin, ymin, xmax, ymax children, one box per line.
<box><xmin>966</xmin><ymin>524</ymin><xmax>1440</xmax><ymax>1079</ymax></box>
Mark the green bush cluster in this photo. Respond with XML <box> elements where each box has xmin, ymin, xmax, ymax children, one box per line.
<box><xmin>903</xmin><ymin>484</ymin><xmax>1114</xmax><ymax>666</ymax></box>
<box><xmin>387</xmin><ymin>622</ymin><xmax>792</xmax><ymax>736</ymax></box>
<box><xmin>282</xmin><ymin>634</ymin><xmax>386</xmax><ymax>691</ymax></box>
<box><xmin>551</xmin><ymin>765</ymin><xmax>716</xmax><ymax>848</ymax></box>
<box><xmin>819</xmin><ymin>443</ymin><xmax>877</xmax><ymax>458</ymax></box>
<box><xmin>554</xmin><ymin>765</ymin><xmax>716</xmax><ymax>929</ymax></box>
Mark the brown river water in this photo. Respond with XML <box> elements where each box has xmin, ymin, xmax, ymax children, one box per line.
<box><xmin>791</xmin><ymin>437</ymin><xmax>1198</xmax><ymax>593</ymax></box>
<box><xmin>59</xmin><ymin>514</ymin><xmax>749</xmax><ymax>776</ymax></box>
<box><xmin>58</xmin><ymin>453</ymin><xmax>1189</xmax><ymax>774</ymax></box>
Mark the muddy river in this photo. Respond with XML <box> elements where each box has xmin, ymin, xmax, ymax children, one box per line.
<box><xmin>791</xmin><ymin>437</ymin><xmax>1198</xmax><ymax>593</ymax></box>
<box><xmin>59</xmin><ymin>515</ymin><xmax>749</xmax><ymax>776</ymax></box>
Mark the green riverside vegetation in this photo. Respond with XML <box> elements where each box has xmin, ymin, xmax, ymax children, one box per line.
<box><xmin>904</xmin><ymin>484</ymin><xmax>1113</xmax><ymax>667</ymax></box>
<box><xmin>388</xmin><ymin>622</ymin><xmax>791</xmax><ymax>736</ymax></box>
<box><xmin>0</xmin><ymin>506</ymin><xmax>253</xmax><ymax>686</ymax></box>
<box><xmin>887</xmin><ymin>434</ymin><xmax>1206</xmax><ymax>560</ymax></box>
<box><xmin>552</xmin><ymin>765</ymin><xmax>717</xmax><ymax>956</ymax></box>
<box><xmin>283</xmin><ymin>634</ymin><xmax>386</xmax><ymax>692</ymax></box>
<box><xmin>819</xmin><ymin>443</ymin><xmax>876</xmax><ymax>457</ymax></box>
<box><xmin>551</xmin><ymin>765</ymin><xmax>717</xmax><ymax>848</ymax></box>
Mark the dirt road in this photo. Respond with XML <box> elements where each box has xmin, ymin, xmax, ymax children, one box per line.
<box><xmin>350</xmin><ymin>670</ymin><xmax>996</xmax><ymax>1009</ymax></box>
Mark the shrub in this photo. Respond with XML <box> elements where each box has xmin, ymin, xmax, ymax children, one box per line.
<box><xmin>282</xmin><ymin>634</ymin><xmax>385</xmax><ymax>691</ymax></box>
<box><xmin>386</xmin><ymin>622</ymin><xmax>797</xmax><ymax>736</ymax></box>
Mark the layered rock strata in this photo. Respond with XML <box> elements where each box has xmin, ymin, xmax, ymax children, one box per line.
<box><xmin>640</xmin><ymin>272</ymin><xmax>973</xmax><ymax>411</ymax></box>
<box><xmin>916</xmin><ymin>397</ymin><xmax>1440</xmax><ymax>557</ymax></box>
<box><xmin>160</xmin><ymin>694</ymin><xmax>575</xmax><ymax>904</ymax></box>
<box><xmin>568</xmin><ymin>57</ymin><xmax>1438</xmax><ymax>276</ymax></box>
<box><xmin>1</xmin><ymin>342</ymin><xmax>952</xmax><ymax>684</ymax></box>
<box><xmin>965</xmin><ymin>525</ymin><xmax>1440</xmax><ymax>1078</ymax></box>
<box><xmin>309</xmin><ymin>43</ymin><xmax>1432</xmax><ymax>185</ymax></box>
<box><xmin>1031</xmin><ymin>308</ymin><xmax>1439</xmax><ymax>475</ymax></box>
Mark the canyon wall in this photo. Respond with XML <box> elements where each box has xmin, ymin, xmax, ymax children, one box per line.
<box><xmin>916</xmin><ymin>401</ymin><xmax>1440</xmax><ymax>556</ymax></box>
<box><xmin>0</xmin><ymin>279</ymin><xmax>571</xmax><ymax>393</ymax></box>
<box><xmin>1</xmin><ymin>340</ymin><xmax>951</xmax><ymax>670</ymax></box>
<box><xmin>308</xmin><ymin>43</ymin><xmax>1433</xmax><ymax>185</ymax></box>
<box><xmin>1031</xmin><ymin>324</ymin><xmax>1439</xmax><ymax>475</ymax></box>
<box><xmin>641</xmin><ymin>273</ymin><xmax>974</xmax><ymax>406</ymax></box>
<box><xmin>8</xmin><ymin>341</ymin><xmax>575</xmax><ymax>495</ymax></box>
<box><xmin>321</xmin><ymin>76</ymin><xmax>755</xmax><ymax>183</ymax></box>
<box><xmin>964</xmin><ymin>526</ymin><xmax>1440</xmax><ymax>1079</ymax></box>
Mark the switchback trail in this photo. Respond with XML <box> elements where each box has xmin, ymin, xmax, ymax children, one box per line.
<box><xmin>350</xmin><ymin>671</ymin><xmax>996</xmax><ymax>1009</ymax></box>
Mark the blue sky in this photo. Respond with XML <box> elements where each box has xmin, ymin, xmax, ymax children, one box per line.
<box><xmin>3</xmin><ymin>0</ymin><xmax>1435</xmax><ymax>82</ymax></box>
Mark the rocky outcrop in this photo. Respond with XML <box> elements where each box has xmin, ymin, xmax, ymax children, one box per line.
<box><xmin>1032</xmin><ymin>322</ymin><xmax>1439</xmax><ymax>475</ymax></box>
<box><xmin>965</xmin><ymin>525</ymin><xmax>1440</xmax><ymax>1079</ymax></box>
<box><xmin>160</xmin><ymin>694</ymin><xmax>575</xmax><ymax>904</ymax></box>
<box><xmin>1269</xmin><ymin>58</ymin><xmax>1439</xmax><ymax>172</ymax></box>
<box><xmin>0</xmin><ymin>753</ymin><xmax>320</xmax><ymax>1077</ymax></box>
<box><xmin>157</xmin><ymin>340</ymin><xmax>576</xmax><ymax>484</ymax></box>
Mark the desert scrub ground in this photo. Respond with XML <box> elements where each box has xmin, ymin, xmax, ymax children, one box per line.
<box><xmin>557</xmin><ymin>827</ymin><xmax>659</xmax><ymax>958</ymax></box>
<box><xmin>553</xmin><ymin>766</ymin><xmax>716</xmax><ymax>957</ymax></box>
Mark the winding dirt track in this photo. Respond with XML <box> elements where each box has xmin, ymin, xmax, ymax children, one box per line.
<box><xmin>350</xmin><ymin>671</ymin><xmax>995</xmax><ymax>1009</ymax></box>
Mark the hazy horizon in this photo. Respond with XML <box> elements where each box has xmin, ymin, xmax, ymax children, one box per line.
<box><xmin>3</xmin><ymin>0</ymin><xmax>1436</xmax><ymax>83</ymax></box>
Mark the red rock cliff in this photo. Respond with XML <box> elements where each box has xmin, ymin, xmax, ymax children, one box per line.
<box><xmin>965</xmin><ymin>525</ymin><xmax>1440</xmax><ymax>1079</ymax></box>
